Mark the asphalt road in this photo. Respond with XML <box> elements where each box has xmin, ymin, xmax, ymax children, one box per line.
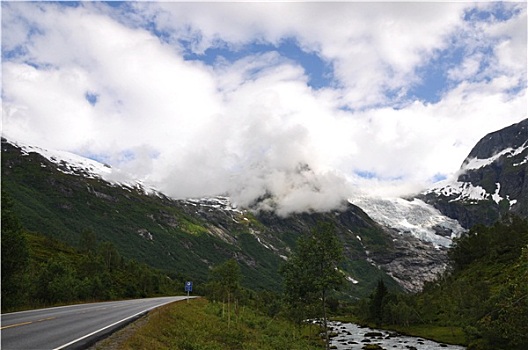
<box><xmin>1</xmin><ymin>296</ymin><xmax>191</xmax><ymax>350</ymax></box>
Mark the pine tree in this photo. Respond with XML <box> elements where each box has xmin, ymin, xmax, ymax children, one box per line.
<box><xmin>1</xmin><ymin>191</ymin><xmax>30</xmax><ymax>310</ymax></box>
<box><xmin>369</xmin><ymin>279</ymin><xmax>388</xmax><ymax>325</ymax></box>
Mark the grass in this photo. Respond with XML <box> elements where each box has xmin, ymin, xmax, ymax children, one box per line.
<box><xmin>386</xmin><ymin>324</ymin><xmax>467</xmax><ymax>346</ymax></box>
<box><xmin>118</xmin><ymin>298</ymin><xmax>324</xmax><ymax>350</ymax></box>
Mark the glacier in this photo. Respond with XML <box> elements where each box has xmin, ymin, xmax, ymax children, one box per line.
<box><xmin>349</xmin><ymin>196</ymin><xmax>466</xmax><ymax>247</ymax></box>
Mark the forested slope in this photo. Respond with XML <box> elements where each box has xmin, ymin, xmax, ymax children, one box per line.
<box><xmin>355</xmin><ymin>215</ymin><xmax>528</xmax><ymax>350</ymax></box>
<box><xmin>1</xmin><ymin>192</ymin><xmax>179</xmax><ymax>312</ymax></box>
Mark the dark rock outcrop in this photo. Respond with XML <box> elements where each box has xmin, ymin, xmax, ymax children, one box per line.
<box><xmin>466</xmin><ymin>118</ymin><xmax>528</xmax><ymax>159</ymax></box>
<box><xmin>420</xmin><ymin>118</ymin><xmax>528</xmax><ymax>228</ymax></box>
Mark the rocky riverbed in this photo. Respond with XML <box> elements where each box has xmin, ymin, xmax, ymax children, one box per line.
<box><xmin>328</xmin><ymin>322</ymin><xmax>466</xmax><ymax>350</ymax></box>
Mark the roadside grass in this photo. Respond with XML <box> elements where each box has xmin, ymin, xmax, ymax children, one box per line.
<box><xmin>119</xmin><ymin>298</ymin><xmax>324</xmax><ymax>350</ymax></box>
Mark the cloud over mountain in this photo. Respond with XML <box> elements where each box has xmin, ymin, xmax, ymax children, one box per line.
<box><xmin>2</xmin><ymin>2</ymin><xmax>526</xmax><ymax>215</ymax></box>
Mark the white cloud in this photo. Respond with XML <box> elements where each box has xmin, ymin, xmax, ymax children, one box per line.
<box><xmin>133</xmin><ymin>2</ymin><xmax>470</xmax><ymax>108</ymax></box>
<box><xmin>2</xmin><ymin>3</ymin><xmax>222</xmax><ymax>151</ymax></box>
<box><xmin>2</xmin><ymin>2</ymin><xmax>526</xmax><ymax>216</ymax></box>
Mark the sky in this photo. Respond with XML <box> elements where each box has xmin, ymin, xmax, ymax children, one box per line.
<box><xmin>2</xmin><ymin>1</ymin><xmax>527</xmax><ymax>216</ymax></box>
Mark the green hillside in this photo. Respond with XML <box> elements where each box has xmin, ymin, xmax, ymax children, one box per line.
<box><xmin>354</xmin><ymin>215</ymin><xmax>528</xmax><ymax>349</ymax></box>
<box><xmin>1</xmin><ymin>192</ymin><xmax>179</xmax><ymax>312</ymax></box>
<box><xmin>1</xmin><ymin>139</ymin><xmax>399</xmax><ymax>303</ymax></box>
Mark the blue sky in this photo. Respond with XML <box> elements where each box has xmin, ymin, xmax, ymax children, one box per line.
<box><xmin>182</xmin><ymin>38</ymin><xmax>335</xmax><ymax>90</ymax></box>
<box><xmin>2</xmin><ymin>1</ymin><xmax>526</xmax><ymax>213</ymax></box>
<box><xmin>127</xmin><ymin>1</ymin><xmax>522</xmax><ymax>105</ymax></box>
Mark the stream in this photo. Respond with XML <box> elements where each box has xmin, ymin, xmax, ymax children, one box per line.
<box><xmin>328</xmin><ymin>322</ymin><xmax>466</xmax><ymax>350</ymax></box>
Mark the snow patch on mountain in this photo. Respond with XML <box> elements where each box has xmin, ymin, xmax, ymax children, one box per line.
<box><xmin>426</xmin><ymin>142</ymin><xmax>527</xmax><ymax>206</ymax></box>
<box><xmin>349</xmin><ymin>196</ymin><xmax>465</xmax><ymax>247</ymax></box>
<box><xmin>462</xmin><ymin>141</ymin><xmax>528</xmax><ymax>171</ymax></box>
<box><xmin>426</xmin><ymin>180</ymin><xmax>518</xmax><ymax>208</ymax></box>
<box><xmin>5</xmin><ymin>138</ymin><xmax>157</xmax><ymax>194</ymax></box>
<box><xmin>16</xmin><ymin>140</ymin><xmax>112</xmax><ymax>177</ymax></box>
<box><xmin>184</xmin><ymin>196</ymin><xmax>243</xmax><ymax>213</ymax></box>
<box><xmin>428</xmin><ymin>181</ymin><xmax>488</xmax><ymax>202</ymax></box>
<box><xmin>513</xmin><ymin>157</ymin><xmax>528</xmax><ymax>167</ymax></box>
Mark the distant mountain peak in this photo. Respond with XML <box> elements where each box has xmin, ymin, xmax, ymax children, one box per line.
<box><xmin>420</xmin><ymin>118</ymin><xmax>528</xmax><ymax>228</ymax></box>
<box><xmin>464</xmin><ymin>118</ymin><xmax>528</xmax><ymax>161</ymax></box>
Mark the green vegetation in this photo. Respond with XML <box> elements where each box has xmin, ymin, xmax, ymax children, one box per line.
<box><xmin>1</xmin><ymin>142</ymin><xmax>287</xmax><ymax>293</ymax></box>
<box><xmin>204</xmin><ymin>259</ymin><xmax>242</xmax><ymax>328</ymax></box>
<box><xmin>280</xmin><ymin>221</ymin><xmax>345</xmax><ymax>349</ymax></box>
<box><xmin>2</xmin><ymin>140</ymin><xmax>401</xmax><ymax>300</ymax></box>
<box><xmin>110</xmin><ymin>255</ymin><xmax>326</xmax><ymax>349</ymax></box>
<box><xmin>354</xmin><ymin>215</ymin><xmax>528</xmax><ymax>350</ymax></box>
<box><xmin>1</xmin><ymin>191</ymin><xmax>31</xmax><ymax>310</ymax></box>
<box><xmin>1</xmin><ymin>192</ymin><xmax>180</xmax><ymax>312</ymax></box>
<box><xmin>117</xmin><ymin>298</ymin><xmax>323</xmax><ymax>350</ymax></box>
<box><xmin>5</xmin><ymin>138</ymin><xmax>527</xmax><ymax>348</ymax></box>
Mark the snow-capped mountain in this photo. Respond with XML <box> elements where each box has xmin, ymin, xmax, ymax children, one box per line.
<box><xmin>420</xmin><ymin>118</ymin><xmax>528</xmax><ymax>228</ymax></box>
<box><xmin>5</xmin><ymin>137</ymin><xmax>464</xmax><ymax>247</ymax></box>
<box><xmin>3</xmin><ymin>138</ymin><xmax>157</xmax><ymax>194</ymax></box>
<box><xmin>426</xmin><ymin>142</ymin><xmax>527</xmax><ymax>206</ymax></box>
<box><xmin>2</xmin><ymin>136</ymin><xmax>453</xmax><ymax>293</ymax></box>
<box><xmin>5</xmin><ymin>117</ymin><xmax>526</xmax><ymax>295</ymax></box>
<box><xmin>4</xmin><ymin>138</ymin><xmax>257</xmax><ymax>213</ymax></box>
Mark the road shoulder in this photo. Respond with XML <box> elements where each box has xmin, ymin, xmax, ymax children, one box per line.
<box><xmin>87</xmin><ymin>313</ymin><xmax>151</xmax><ymax>350</ymax></box>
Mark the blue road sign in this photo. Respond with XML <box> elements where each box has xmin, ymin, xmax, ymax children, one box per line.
<box><xmin>185</xmin><ymin>281</ymin><xmax>193</xmax><ymax>292</ymax></box>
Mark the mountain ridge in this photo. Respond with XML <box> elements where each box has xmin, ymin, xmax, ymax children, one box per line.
<box><xmin>3</xmin><ymin>137</ymin><xmax>465</xmax><ymax>248</ymax></box>
<box><xmin>3</xmin><ymin>118</ymin><xmax>526</xmax><ymax>295</ymax></box>
<box><xmin>420</xmin><ymin>118</ymin><xmax>528</xmax><ymax>228</ymax></box>
<box><xmin>2</xmin><ymin>138</ymin><xmax>404</xmax><ymax>296</ymax></box>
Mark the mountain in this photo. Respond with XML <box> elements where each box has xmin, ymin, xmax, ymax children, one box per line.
<box><xmin>420</xmin><ymin>118</ymin><xmax>528</xmax><ymax>228</ymax></box>
<box><xmin>348</xmin><ymin>195</ymin><xmax>465</xmax><ymax>292</ymax></box>
<box><xmin>2</xmin><ymin>138</ymin><xmax>403</xmax><ymax>297</ymax></box>
<box><xmin>6</xmin><ymin>117</ymin><xmax>524</xmax><ymax>298</ymax></box>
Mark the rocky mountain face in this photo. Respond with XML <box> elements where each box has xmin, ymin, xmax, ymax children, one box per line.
<box><xmin>6</xmin><ymin>118</ymin><xmax>525</xmax><ymax>296</ymax></box>
<box><xmin>348</xmin><ymin>196</ymin><xmax>464</xmax><ymax>292</ymax></box>
<box><xmin>420</xmin><ymin>118</ymin><xmax>528</xmax><ymax>228</ymax></box>
<box><xmin>1</xmin><ymin>137</ymin><xmax>455</xmax><ymax>295</ymax></box>
<box><xmin>0</xmin><ymin>139</ymin><xmax>382</xmax><ymax>296</ymax></box>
